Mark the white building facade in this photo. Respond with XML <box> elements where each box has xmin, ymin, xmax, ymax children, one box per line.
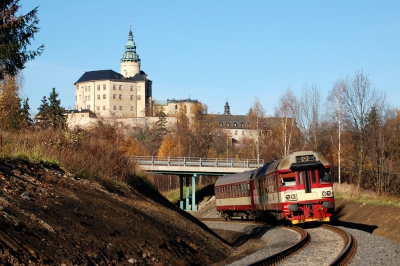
<box><xmin>74</xmin><ymin>27</ymin><xmax>152</xmax><ymax>118</ymax></box>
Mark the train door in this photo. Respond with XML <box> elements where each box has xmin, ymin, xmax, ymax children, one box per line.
<box><xmin>297</xmin><ymin>169</ymin><xmax>318</xmax><ymax>193</ymax></box>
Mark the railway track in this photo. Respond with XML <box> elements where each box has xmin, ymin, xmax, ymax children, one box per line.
<box><xmin>201</xmin><ymin>218</ymin><xmax>356</xmax><ymax>265</ymax></box>
<box><xmin>250</xmin><ymin>224</ymin><xmax>357</xmax><ymax>266</ymax></box>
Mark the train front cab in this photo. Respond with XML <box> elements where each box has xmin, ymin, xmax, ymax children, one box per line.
<box><xmin>280</xmin><ymin>165</ymin><xmax>334</xmax><ymax>225</ymax></box>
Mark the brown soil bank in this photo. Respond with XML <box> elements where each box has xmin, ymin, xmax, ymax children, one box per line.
<box><xmin>332</xmin><ymin>198</ymin><xmax>400</xmax><ymax>245</ymax></box>
<box><xmin>0</xmin><ymin>159</ymin><xmax>230</xmax><ymax>265</ymax></box>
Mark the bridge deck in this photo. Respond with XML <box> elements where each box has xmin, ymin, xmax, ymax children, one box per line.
<box><xmin>133</xmin><ymin>157</ymin><xmax>264</xmax><ymax>175</ymax></box>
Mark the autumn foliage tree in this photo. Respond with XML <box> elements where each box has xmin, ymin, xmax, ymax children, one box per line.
<box><xmin>0</xmin><ymin>74</ymin><xmax>31</xmax><ymax>129</ymax></box>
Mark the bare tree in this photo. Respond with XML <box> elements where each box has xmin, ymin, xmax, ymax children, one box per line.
<box><xmin>327</xmin><ymin>79</ymin><xmax>346</xmax><ymax>184</ymax></box>
<box><xmin>297</xmin><ymin>82</ymin><xmax>322</xmax><ymax>151</ymax></box>
<box><xmin>341</xmin><ymin>70</ymin><xmax>386</xmax><ymax>190</ymax></box>
<box><xmin>246</xmin><ymin>97</ymin><xmax>267</xmax><ymax>163</ymax></box>
<box><xmin>274</xmin><ymin>88</ymin><xmax>299</xmax><ymax>156</ymax></box>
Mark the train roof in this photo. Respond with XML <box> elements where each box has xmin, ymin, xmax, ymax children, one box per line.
<box><xmin>215</xmin><ymin>169</ymin><xmax>256</xmax><ymax>186</ymax></box>
<box><xmin>257</xmin><ymin>151</ymin><xmax>330</xmax><ymax>176</ymax></box>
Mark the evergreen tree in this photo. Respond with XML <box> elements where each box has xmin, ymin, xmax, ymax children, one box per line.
<box><xmin>20</xmin><ymin>97</ymin><xmax>32</xmax><ymax>128</ymax></box>
<box><xmin>36</xmin><ymin>88</ymin><xmax>66</xmax><ymax>129</ymax></box>
<box><xmin>36</xmin><ymin>95</ymin><xmax>49</xmax><ymax>128</ymax></box>
<box><xmin>0</xmin><ymin>0</ymin><xmax>44</xmax><ymax>79</ymax></box>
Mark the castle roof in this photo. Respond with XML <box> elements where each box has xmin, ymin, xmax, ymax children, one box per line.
<box><xmin>74</xmin><ymin>70</ymin><xmax>151</xmax><ymax>84</ymax></box>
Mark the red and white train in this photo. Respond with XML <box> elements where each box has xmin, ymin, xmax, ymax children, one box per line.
<box><xmin>214</xmin><ymin>151</ymin><xmax>334</xmax><ymax>224</ymax></box>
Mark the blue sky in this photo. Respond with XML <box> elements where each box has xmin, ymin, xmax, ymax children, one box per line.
<box><xmin>21</xmin><ymin>1</ymin><xmax>400</xmax><ymax>116</ymax></box>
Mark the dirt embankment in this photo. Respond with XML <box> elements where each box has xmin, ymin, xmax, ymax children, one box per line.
<box><xmin>0</xmin><ymin>159</ymin><xmax>231</xmax><ymax>265</ymax></box>
<box><xmin>332</xmin><ymin>198</ymin><xmax>400</xmax><ymax>245</ymax></box>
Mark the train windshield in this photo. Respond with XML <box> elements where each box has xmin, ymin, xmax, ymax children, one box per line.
<box><xmin>319</xmin><ymin>169</ymin><xmax>332</xmax><ymax>183</ymax></box>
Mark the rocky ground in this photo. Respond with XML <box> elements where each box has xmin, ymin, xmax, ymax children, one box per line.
<box><xmin>1</xmin><ymin>158</ymin><xmax>399</xmax><ymax>265</ymax></box>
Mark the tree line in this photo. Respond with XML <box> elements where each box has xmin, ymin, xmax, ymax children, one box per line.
<box><xmin>1</xmin><ymin>1</ymin><xmax>399</xmax><ymax>197</ymax></box>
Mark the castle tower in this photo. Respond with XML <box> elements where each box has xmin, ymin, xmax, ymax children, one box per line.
<box><xmin>120</xmin><ymin>23</ymin><xmax>141</xmax><ymax>78</ymax></box>
<box><xmin>223</xmin><ymin>101</ymin><xmax>231</xmax><ymax>115</ymax></box>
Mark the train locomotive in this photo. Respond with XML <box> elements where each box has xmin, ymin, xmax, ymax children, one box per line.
<box><xmin>214</xmin><ymin>151</ymin><xmax>334</xmax><ymax>224</ymax></box>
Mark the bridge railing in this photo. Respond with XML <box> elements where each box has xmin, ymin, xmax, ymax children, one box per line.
<box><xmin>132</xmin><ymin>156</ymin><xmax>264</xmax><ymax>168</ymax></box>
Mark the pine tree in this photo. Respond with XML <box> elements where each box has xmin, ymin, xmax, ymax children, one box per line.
<box><xmin>0</xmin><ymin>0</ymin><xmax>44</xmax><ymax>79</ymax></box>
<box><xmin>20</xmin><ymin>97</ymin><xmax>32</xmax><ymax>128</ymax></box>
<box><xmin>36</xmin><ymin>95</ymin><xmax>49</xmax><ymax>128</ymax></box>
<box><xmin>36</xmin><ymin>88</ymin><xmax>66</xmax><ymax>129</ymax></box>
<box><xmin>48</xmin><ymin>88</ymin><xmax>67</xmax><ymax>129</ymax></box>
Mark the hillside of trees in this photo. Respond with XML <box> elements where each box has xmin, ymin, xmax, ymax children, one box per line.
<box><xmin>1</xmin><ymin>1</ymin><xmax>399</xmax><ymax>200</ymax></box>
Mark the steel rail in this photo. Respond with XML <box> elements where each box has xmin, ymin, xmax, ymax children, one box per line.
<box><xmin>323</xmin><ymin>224</ymin><xmax>357</xmax><ymax>266</ymax></box>
<box><xmin>248</xmin><ymin>226</ymin><xmax>310</xmax><ymax>266</ymax></box>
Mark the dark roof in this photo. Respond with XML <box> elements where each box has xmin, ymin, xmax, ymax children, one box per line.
<box><xmin>75</xmin><ymin>70</ymin><xmax>123</xmax><ymax>84</ymax></box>
<box><xmin>213</xmin><ymin>114</ymin><xmax>247</xmax><ymax>123</ymax></box>
<box><xmin>74</xmin><ymin>70</ymin><xmax>151</xmax><ymax>84</ymax></box>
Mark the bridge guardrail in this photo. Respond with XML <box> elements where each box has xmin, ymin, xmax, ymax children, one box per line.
<box><xmin>132</xmin><ymin>156</ymin><xmax>264</xmax><ymax>168</ymax></box>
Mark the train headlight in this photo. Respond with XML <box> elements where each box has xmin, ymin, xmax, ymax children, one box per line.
<box><xmin>286</xmin><ymin>195</ymin><xmax>290</xmax><ymax>200</ymax></box>
<box><xmin>327</xmin><ymin>191</ymin><xmax>332</xmax><ymax>196</ymax></box>
<box><xmin>322</xmin><ymin>191</ymin><xmax>327</xmax><ymax>196</ymax></box>
<box><xmin>290</xmin><ymin>194</ymin><xmax>296</xmax><ymax>200</ymax></box>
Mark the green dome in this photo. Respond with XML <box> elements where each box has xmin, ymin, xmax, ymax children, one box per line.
<box><xmin>121</xmin><ymin>30</ymin><xmax>141</xmax><ymax>63</ymax></box>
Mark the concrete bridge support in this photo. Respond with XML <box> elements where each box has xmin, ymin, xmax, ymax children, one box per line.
<box><xmin>179</xmin><ymin>174</ymin><xmax>197</xmax><ymax>211</ymax></box>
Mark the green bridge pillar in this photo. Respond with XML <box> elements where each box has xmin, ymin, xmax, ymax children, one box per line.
<box><xmin>185</xmin><ymin>176</ymin><xmax>190</xmax><ymax>211</ymax></box>
<box><xmin>178</xmin><ymin>174</ymin><xmax>198</xmax><ymax>211</ymax></box>
<box><xmin>192</xmin><ymin>174</ymin><xmax>197</xmax><ymax>211</ymax></box>
<box><xmin>179</xmin><ymin>176</ymin><xmax>184</xmax><ymax>209</ymax></box>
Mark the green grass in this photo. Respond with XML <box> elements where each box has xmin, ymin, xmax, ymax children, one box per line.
<box><xmin>334</xmin><ymin>182</ymin><xmax>400</xmax><ymax>207</ymax></box>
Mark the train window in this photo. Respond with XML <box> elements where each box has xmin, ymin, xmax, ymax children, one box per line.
<box><xmin>319</xmin><ymin>169</ymin><xmax>332</xmax><ymax>183</ymax></box>
<box><xmin>312</xmin><ymin>171</ymin><xmax>316</xmax><ymax>184</ymax></box>
<box><xmin>281</xmin><ymin>173</ymin><xmax>296</xmax><ymax>186</ymax></box>
<box><xmin>281</xmin><ymin>177</ymin><xmax>296</xmax><ymax>186</ymax></box>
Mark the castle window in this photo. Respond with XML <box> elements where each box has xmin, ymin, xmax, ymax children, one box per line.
<box><xmin>119</xmin><ymin>95</ymin><xmax>122</xmax><ymax>99</ymax></box>
<box><xmin>119</xmin><ymin>85</ymin><xmax>122</xmax><ymax>90</ymax></box>
<box><xmin>88</xmin><ymin>95</ymin><xmax>90</xmax><ymax>101</ymax></box>
<box><xmin>241</xmin><ymin>123</ymin><xmax>244</xmax><ymax>127</ymax></box>
<box><xmin>97</xmin><ymin>106</ymin><xmax>100</xmax><ymax>111</ymax></box>
<box><xmin>119</xmin><ymin>106</ymin><xmax>122</xmax><ymax>110</ymax></box>
<box><xmin>113</xmin><ymin>94</ymin><xmax>116</xmax><ymax>99</ymax></box>
<box><xmin>175</xmin><ymin>105</ymin><xmax>177</xmax><ymax>109</ymax></box>
<box><xmin>85</xmin><ymin>96</ymin><xmax>87</xmax><ymax>101</ymax></box>
<box><xmin>88</xmin><ymin>86</ymin><xmax>90</xmax><ymax>91</ymax></box>
<box><xmin>227</xmin><ymin>123</ymin><xmax>230</xmax><ymax>127</ymax></box>
<box><xmin>85</xmin><ymin>86</ymin><xmax>87</xmax><ymax>92</ymax></box>
<box><xmin>103</xmin><ymin>94</ymin><xmax>106</xmax><ymax>99</ymax></box>
<box><xmin>97</xmin><ymin>85</ymin><xmax>100</xmax><ymax>91</ymax></box>
<box><xmin>130</xmin><ymin>85</ymin><xmax>133</xmax><ymax>91</ymax></box>
<box><xmin>219</xmin><ymin>122</ymin><xmax>223</xmax><ymax>126</ymax></box>
<box><xmin>113</xmin><ymin>105</ymin><xmax>116</xmax><ymax>110</ymax></box>
<box><xmin>103</xmin><ymin>85</ymin><xmax>106</xmax><ymax>90</ymax></box>
<box><xmin>131</xmin><ymin>106</ymin><xmax>134</xmax><ymax>111</ymax></box>
<box><xmin>102</xmin><ymin>106</ymin><xmax>105</xmax><ymax>110</ymax></box>
<box><xmin>113</xmin><ymin>85</ymin><xmax>116</xmax><ymax>90</ymax></box>
<box><xmin>130</xmin><ymin>95</ymin><xmax>134</xmax><ymax>100</ymax></box>
<box><xmin>235</xmin><ymin>130</ymin><xmax>238</xmax><ymax>135</ymax></box>
<box><xmin>234</xmin><ymin>123</ymin><xmax>237</xmax><ymax>127</ymax></box>
<box><xmin>97</xmin><ymin>95</ymin><xmax>100</xmax><ymax>100</ymax></box>
<box><xmin>137</xmin><ymin>95</ymin><xmax>141</xmax><ymax>100</ymax></box>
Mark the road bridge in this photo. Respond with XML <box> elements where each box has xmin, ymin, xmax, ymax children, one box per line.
<box><xmin>133</xmin><ymin>157</ymin><xmax>264</xmax><ymax>211</ymax></box>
